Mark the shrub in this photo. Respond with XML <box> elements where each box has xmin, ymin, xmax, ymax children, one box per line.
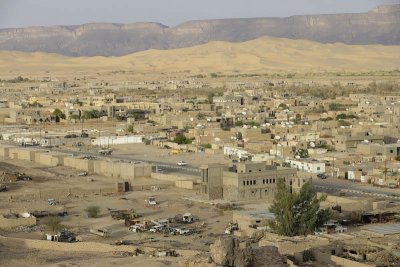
<box><xmin>42</xmin><ymin>216</ymin><xmax>63</xmax><ymax>233</ymax></box>
<box><xmin>303</xmin><ymin>250</ymin><xmax>315</xmax><ymax>262</ymax></box>
<box><xmin>85</xmin><ymin>206</ymin><xmax>100</xmax><ymax>218</ymax></box>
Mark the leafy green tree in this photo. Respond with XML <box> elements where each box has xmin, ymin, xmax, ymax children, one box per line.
<box><xmin>269</xmin><ymin>179</ymin><xmax>331</xmax><ymax>236</ymax></box>
<box><xmin>234</xmin><ymin>121</ymin><xmax>243</xmax><ymax>127</ymax></box>
<box><xmin>295</xmin><ymin>182</ymin><xmax>322</xmax><ymax>235</ymax></box>
<box><xmin>278</xmin><ymin>103</ymin><xmax>288</xmax><ymax>110</ymax></box>
<box><xmin>173</xmin><ymin>134</ymin><xmax>192</xmax><ymax>145</ymax></box>
<box><xmin>52</xmin><ymin>108</ymin><xmax>66</xmax><ymax>120</ymax></box>
<box><xmin>296</xmin><ymin>148</ymin><xmax>309</xmax><ymax>158</ymax></box>
<box><xmin>329</xmin><ymin>103</ymin><xmax>344</xmax><ymax>111</ymax></box>
<box><xmin>247</xmin><ymin>121</ymin><xmax>260</xmax><ymax>127</ymax></box>
<box><xmin>269</xmin><ymin>179</ymin><xmax>297</xmax><ymax>236</ymax></box>
<box><xmin>203</xmin><ymin>143</ymin><xmax>212</xmax><ymax>149</ymax></box>
<box><xmin>127</xmin><ymin>125</ymin><xmax>134</xmax><ymax>133</ymax></box>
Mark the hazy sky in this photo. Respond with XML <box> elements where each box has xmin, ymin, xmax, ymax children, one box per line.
<box><xmin>0</xmin><ymin>0</ymin><xmax>398</xmax><ymax>28</ymax></box>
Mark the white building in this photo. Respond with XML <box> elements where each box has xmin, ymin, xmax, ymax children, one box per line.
<box><xmin>223</xmin><ymin>146</ymin><xmax>251</xmax><ymax>160</ymax></box>
<box><xmin>91</xmin><ymin>135</ymin><xmax>143</xmax><ymax>146</ymax></box>
<box><xmin>285</xmin><ymin>159</ymin><xmax>325</xmax><ymax>174</ymax></box>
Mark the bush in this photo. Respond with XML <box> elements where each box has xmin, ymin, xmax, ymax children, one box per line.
<box><xmin>85</xmin><ymin>206</ymin><xmax>100</xmax><ymax>218</ymax></box>
<box><xmin>203</xmin><ymin>143</ymin><xmax>212</xmax><ymax>149</ymax></box>
<box><xmin>42</xmin><ymin>216</ymin><xmax>63</xmax><ymax>233</ymax></box>
<box><xmin>173</xmin><ymin>134</ymin><xmax>192</xmax><ymax>145</ymax></box>
<box><xmin>303</xmin><ymin>250</ymin><xmax>315</xmax><ymax>262</ymax></box>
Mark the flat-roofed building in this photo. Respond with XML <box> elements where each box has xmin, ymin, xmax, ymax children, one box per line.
<box><xmin>200</xmin><ymin>162</ymin><xmax>306</xmax><ymax>201</ymax></box>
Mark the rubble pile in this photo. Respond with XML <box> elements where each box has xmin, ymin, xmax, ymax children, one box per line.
<box><xmin>181</xmin><ymin>236</ymin><xmax>286</xmax><ymax>267</ymax></box>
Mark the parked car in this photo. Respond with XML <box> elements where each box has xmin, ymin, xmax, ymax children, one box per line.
<box><xmin>47</xmin><ymin>199</ymin><xmax>58</xmax><ymax>205</ymax></box>
<box><xmin>0</xmin><ymin>184</ymin><xmax>7</xmax><ymax>192</ymax></box>
<box><xmin>317</xmin><ymin>173</ymin><xmax>328</xmax><ymax>179</ymax></box>
<box><xmin>128</xmin><ymin>224</ymin><xmax>146</xmax><ymax>233</ymax></box>
<box><xmin>173</xmin><ymin>227</ymin><xmax>190</xmax><ymax>235</ymax></box>
<box><xmin>177</xmin><ymin>161</ymin><xmax>187</xmax><ymax>166</ymax></box>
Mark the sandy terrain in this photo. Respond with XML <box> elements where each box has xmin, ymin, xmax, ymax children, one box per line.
<box><xmin>0</xmin><ymin>36</ymin><xmax>399</xmax><ymax>75</ymax></box>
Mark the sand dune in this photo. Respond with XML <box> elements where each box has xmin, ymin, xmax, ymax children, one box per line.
<box><xmin>0</xmin><ymin>36</ymin><xmax>399</xmax><ymax>74</ymax></box>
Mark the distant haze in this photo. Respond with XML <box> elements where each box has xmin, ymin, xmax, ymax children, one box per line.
<box><xmin>0</xmin><ymin>0</ymin><xmax>399</xmax><ymax>28</ymax></box>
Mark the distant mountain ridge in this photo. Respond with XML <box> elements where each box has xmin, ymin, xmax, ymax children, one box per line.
<box><xmin>0</xmin><ymin>4</ymin><xmax>399</xmax><ymax>57</ymax></box>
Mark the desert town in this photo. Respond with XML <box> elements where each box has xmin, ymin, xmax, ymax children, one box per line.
<box><xmin>0</xmin><ymin>69</ymin><xmax>399</xmax><ymax>267</ymax></box>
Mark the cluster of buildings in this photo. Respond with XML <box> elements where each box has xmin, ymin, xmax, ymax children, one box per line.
<box><xmin>1</xmin><ymin>78</ymin><xmax>400</xmax><ymax>192</ymax></box>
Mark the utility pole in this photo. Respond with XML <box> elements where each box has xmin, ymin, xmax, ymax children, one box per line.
<box><xmin>384</xmin><ymin>160</ymin><xmax>387</xmax><ymax>183</ymax></box>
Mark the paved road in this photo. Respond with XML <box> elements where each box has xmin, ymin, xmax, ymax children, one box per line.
<box><xmin>41</xmin><ymin>146</ymin><xmax>201</xmax><ymax>176</ymax></box>
<box><xmin>313</xmin><ymin>178</ymin><xmax>400</xmax><ymax>200</ymax></box>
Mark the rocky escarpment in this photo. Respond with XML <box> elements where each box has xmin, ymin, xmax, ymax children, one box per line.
<box><xmin>0</xmin><ymin>4</ymin><xmax>398</xmax><ymax>56</ymax></box>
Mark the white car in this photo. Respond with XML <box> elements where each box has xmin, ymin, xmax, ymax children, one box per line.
<box><xmin>177</xmin><ymin>161</ymin><xmax>187</xmax><ymax>166</ymax></box>
<box><xmin>128</xmin><ymin>224</ymin><xmax>146</xmax><ymax>232</ymax></box>
<box><xmin>174</xmin><ymin>227</ymin><xmax>190</xmax><ymax>235</ymax></box>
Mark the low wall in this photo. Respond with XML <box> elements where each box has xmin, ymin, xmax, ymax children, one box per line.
<box><xmin>0</xmin><ymin>235</ymin><xmax>198</xmax><ymax>258</ymax></box>
<box><xmin>175</xmin><ymin>180</ymin><xmax>198</xmax><ymax>190</ymax></box>
<box><xmin>325</xmin><ymin>195</ymin><xmax>373</xmax><ymax>212</ymax></box>
<box><xmin>64</xmin><ymin>157</ymin><xmax>95</xmax><ymax>172</ymax></box>
<box><xmin>0</xmin><ymin>145</ymin><xmax>151</xmax><ymax>181</ymax></box>
<box><xmin>0</xmin><ymin>216</ymin><xmax>36</xmax><ymax>230</ymax></box>
<box><xmin>35</xmin><ymin>152</ymin><xmax>65</xmax><ymax>167</ymax></box>
<box><xmin>0</xmin><ymin>147</ymin><xmax>10</xmax><ymax>157</ymax></box>
<box><xmin>313</xmin><ymin>250</ymin><xmax>370</xmax><ymax>267</ymax></box>
<box><xmin>9</xmin><ymin>186</ymin><xmax>116</xmax><ymax>201</ymax></box>
<box><xmin>151</xmin><ymin>173</ymin><xmax>197</xmax><ymax>183</ymax></box>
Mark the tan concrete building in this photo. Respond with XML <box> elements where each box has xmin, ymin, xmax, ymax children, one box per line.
<box><xmin>200</xmin><ymin>162</ymin><xmax>304</xmax><ymax>201</ymax></box>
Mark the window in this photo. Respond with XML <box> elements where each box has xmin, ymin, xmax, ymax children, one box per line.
<box><xmin>246</xmin><ymin>181</ymin><xmax>249</xmax><ymax>186</ymax></box>
<box><xmin>273</xmin><ymin>178</ymin><xmax>276</xmax><ymax>183</ymax></box>
<box><xmin>254</xmin><ymin>180</ymin><xmax>256</xmax><ymax>185</ymax></box>
<box><xmin>317</xmin><ymin>167</ymin><xmax>320</xmax><ymax>170</ymax></box>
<box><xmin>243</xmin><ymin>181</ymin><xmax>246</xmax><ymax>186</ymax></box>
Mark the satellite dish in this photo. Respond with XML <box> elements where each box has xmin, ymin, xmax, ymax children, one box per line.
<box><xmin>310</xmin><ymin>142</ymin><xmax>315</xmax><ymax>148</ymax></box>
<box><xmin>190</xmin><ymin>117</ymin><xmax>194</xmax><ymax>121</ymax></box>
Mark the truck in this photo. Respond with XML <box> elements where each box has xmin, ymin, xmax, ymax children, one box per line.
<box><xmin>90</xmin><ymin>228</ymin><xmax>111</xmax><ymax>237</ymax></box>
<box><xmin>173</xmin><ymin>227</ymin><xmax>190</xmax><ymax>235</ymax></box>
<box><xmin>45</xmin><ymin>229</ymin><xmax>76</xmax><ymax>243</ymax></box>
<box><xmin>128</xmin><ymin>224</ymin><xmax>146</xmax><ymax>233</ymax></box>
<box><xmin>182</xmin><ymin>213</ymin><xmax>195</xmax><ymax>223</ymax></box>
<box><xmin>225</xmin><ymin>222</ymin><xmax>239</xmax><ymax>234</ymax></box>
<box><xmin>145</xmin><ymin>197</ymin><xmax>158</xmax><ymax>207</ymax></box>
<box><xmin>98</xmin><ymin>149</ymin><xmax>112</xmax><ymax>155</ymax></box>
